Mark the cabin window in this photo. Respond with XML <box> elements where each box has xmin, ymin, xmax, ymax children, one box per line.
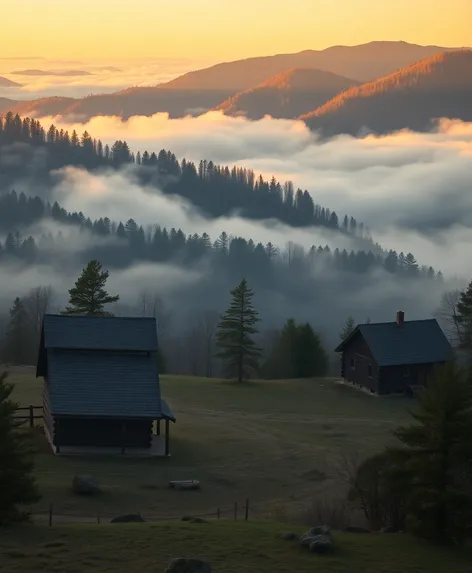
<box><xmin>350</xmin><ymin>358</ymin><xmax>355</xmax><ymax>370</ymax></box>
<box><xmin>368</xmin><ymin>364</ymin><xmax>373</xmax><ymax>378</ymax></box>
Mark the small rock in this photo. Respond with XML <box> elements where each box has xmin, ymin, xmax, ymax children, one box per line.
<box><xmin>299</xmin><ymin>534</ymin><xmax>316</xmax><ymax>548</ymax></box>
<box><xmin>165</xmin><ymin>558</ymin><xmax>212</xmax><ymax>573</ymax></box>
<box><xmin>308</xmin><ymin>525</ymin><xmax>331</xmax><ymax>536</ymax></box>
<box><xmin>381</xmin><ymin>526</ymin><xmax>398</xmax><ymax>533</ymax></box>
<box><xmin>281</xmin><ymin>531</ymin><xmax>298</xmax><ymax>540</ymax></box>
<box><xmin>110</xmin><ymin>513</ymin><xmax>145</xmax><ymax>523</ymax></box>
<box><xmin>181</xmin><ymin>516</ymin><xmax>193</xmax><ymax>521</ymax></box>
<box><xmin>169</xmin><ymin>480</ymin><xmax>201</xmax><ymax>491</ymax></box>
<box><xmin>72</xmin><ymin>475</ymin><xmax>101</xmax><ymax>496</ymax></box>
<box><xmin>309</xmin><ymin>534</ymin><xmax>334</xmax><ymax>554</ymax></box>
<box><xmin>190</xmin><ymin>517</ymin><xmax>208</xmax><ymax>524</ymax></box>
<box><xmin>344</xmin><ymin>525</ymin><xmax>370</xmax><ymax>533</ymax></box>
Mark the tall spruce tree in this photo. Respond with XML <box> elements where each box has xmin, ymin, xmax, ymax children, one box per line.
<box><xmin>0</xmin><ymin>371</ymin><xmax>40</xmax><ymax>523</ymax></box>
<box><xmin>389</xmin><ymin>362</ymin><xmax>472</xmax><ymax>544</ymax></box>
<box><xmin>215</xmin><ymin>278</ymin><xmax>262</xmax><ymax>382</ymax></box>
<box><xmin>262</xmin><ymin>319</ymin><xmax>328</xmax><ymax>379</ymax></box>
<box><xmin>340</xmin><ymin>315</ymin><xmax>356</xmax><ymax>341</ymax></box>
<box><xmin>62</xmin><ymin>260</ymin><xmax>119</xmax><ymax>316</ymax></box>
<box><xmin>296</xmin><ymin>322</ymin><xmax>328</xmax><ymax>377</ymax></box>
<box><xmin>456</xmin><ymin>279</ymin><xmax>472</xmax><ymax>354</ymax></box>
<box><xmin>1</xmin><ymin>298</ymin><xmax>34</xmax><ymax>365</ymax></box>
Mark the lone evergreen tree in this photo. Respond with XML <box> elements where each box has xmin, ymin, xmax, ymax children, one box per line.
<box><xmin>1</xmin><ymin>298</ymin><xmax>34</xmax><ymax>365</ymax></box>
<box><xmin>389</xmin><ymin>362</ymin><xmax>472</xmax><ymax>544</ymax></box>
<box><xmin>62</xmin><ymin>260</ymin><xmax>119</xmax><ymax>316</ymax></box>
<box><xmin>456</xmin><ymin>279</ymin><xmax>472</xmax><ymax>354</ymax></box>
<box><xmin>340</xmin><ymin>315</ymin><xmax>356</xmax><ymax>341</ymax></box>
<box><xmin>0</xmin><ymin>371</ymin><xmax>40</xmax><ymax>523</ymax></box>
<box><xmin>216</xmin><ymin>278</ymin><xmax>262</xmax><ymax>383</ymax></box>
<box><xmin>296</xmin><ymin>322</ymin><xmax>328</xmax><ymax>377</ymax></box>
<box><xmin>262</xmin><ymin>319</ymin><xmax>328</xmax><ymax>379</ymax></box>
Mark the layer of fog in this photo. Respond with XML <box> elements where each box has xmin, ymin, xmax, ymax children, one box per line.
<box><xmin>0</xmin><ymin>163</ymin><xmax>467</xmax><ymax>348</ymax></box>
<box><xmin>0</xmin><ymin>57</ymin><xmax>216</xmax><ymax>100</ymax></box>
<box><xmin>39</xmin><ymin>112</ymin><xmax>472</xmax><ymax>278</ymax></box>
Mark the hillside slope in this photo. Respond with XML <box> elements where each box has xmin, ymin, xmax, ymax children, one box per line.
<box><xmin>216</xmin><ymin>68</ymin><xmax>358</xmax><ymax>119</ymax></box>
<box><xmin>0</xmin><ymin>97</ymin><xmax>18</xmax><ymax>113</ymax></box>
<box><xmin>1</xmin><ymin>41</ymin><xmax>464</xmax><ymax>121</ymax></box>
<box><xmin>301</xmin><ymin>50</ymin><xmax>472</xmax><ymax>136</ymax></box>
<box><xmin>0</xmin><ymin>76</ymin><xmax>21</xmax><ymax>87</ymax></box>
<box><xmin>5</xmin><ymin>96</ymin><xmax>77</xmax><ymax>118</ymax></box>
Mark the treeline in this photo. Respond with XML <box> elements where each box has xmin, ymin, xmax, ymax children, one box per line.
<box><xmin>0</xmin><ymin>190</ymin><xmax>442</xmax><ymax>281</ymax></box>
<box><xmin>0</xmin><ymin>265</ymin><xmax>330</xmax><ymax>382</ymax></box>
<box><xmin>0</xmin><ymin>111</ymin><xmax>372</xmax><ymax>233</ymax></box>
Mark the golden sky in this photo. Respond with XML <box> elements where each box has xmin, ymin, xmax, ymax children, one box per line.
<box><xmin>2</xmin><ymin>0</ymin><xmax>472</xmax><ymax>60</ymax></box>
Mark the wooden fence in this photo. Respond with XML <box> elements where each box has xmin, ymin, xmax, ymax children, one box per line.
<box><xmin>14</xmin><ymin>404</ymin><xmax>44</xmax><ymax>428</ymax></box>
<box><xmin>39</xmin><ymin>498</ymin><xmax>252</xmax><ymax>526</ymax></box>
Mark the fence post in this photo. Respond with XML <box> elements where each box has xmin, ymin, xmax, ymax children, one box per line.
<box><xmin>49</xmin><ymin>502</ymin><xmax>53</xmax><ymax>526</ymax></box>
<box><xmin>29</xmin><ymin>405</ymin><xmax>34</xmax><ymax>428</ymax></box>
<box><xmin>217</xmin><ymin>507</ymin><xmax>220</xmax><ymax>519</ymax></box>
<box><xmin>245</xmin><ymin>498</ymin><xmax>249</xmax><ymax>521</ymax></box>
<box><xmin>234</xmin><ymin>501</ymin><xmax>237</xmax><ymax>520</ymax></box>
<box><xmin>97</xmin><ymin>510</ymin><xmax>101</xmax><ymax>524</ymax></box>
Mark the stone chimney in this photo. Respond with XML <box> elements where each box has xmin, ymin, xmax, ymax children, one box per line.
<box><xmin>396</xmin><ymin>310</ymin><xmax>405</xmax><ymax>326</ymax></box>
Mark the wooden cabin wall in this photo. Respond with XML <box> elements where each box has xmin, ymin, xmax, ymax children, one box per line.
<box><xmin>341</xmin><ymin>332</ymin><xmax>379</xmax><ymax>393</ymax></box>
<box><xmin>378</xmin><ymin>362</ymin><xmax>443</xmax><ymax>395</ymax></box>
<box><xmin>42</xmin><ymin>377</ymin><xmax>54</xmax><ymax>443</ymax></box>
<box><xmin>53</xmin><ymin>418</ymin><xmax>153</xmax><ymax>448</ymax></box>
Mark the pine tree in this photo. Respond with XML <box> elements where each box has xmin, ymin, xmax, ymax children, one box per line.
<box><xmin>1</xmin><ymin>298</ymin><xmax>34</xmax><ymax>365</ymax></box>
<box><xmin>62</xmin><ymin>260</ymin><xmax>119</xmax><ymax>316</ymax></box>
<box><xmin>0</xmin><ymin>371</ymin><xmax>40</xmax><ymax>523</ymax></box>
<box><xmin>389</xmin><ymin>362</ymin><xmax>472</xmax><ymax>544</ymax></box>
<box><xmin>215</xmin><ymin>278</ymin><xmax>262</xmax><ymax>382</ymax></box>
<box><xmin>262</xmin><ymin>320</ymin><xmax>328</xmax><ymax>379</ymax></box>
<box><xmin>296</xmin><ymin>323</ymin><xmax>328</xmax><ymax>377</ymax></box>
<box><xmin>456</xmin><ymin>280</ymin><xmax>472</xmax><ymax>353</ymax></box>
<box><xmin>340</xmin><ymin>316</ymin><xmax>356</xmax><ymax>341</ymax></box>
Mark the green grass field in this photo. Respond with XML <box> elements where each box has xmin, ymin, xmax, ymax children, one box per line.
<box><xmin>7</xmin><ymin>366</ymin><xmax>412</xmax><ymax>522</ymax></box>
<box><xmin>1</xmin><ymin>521</ymin><xmax>471</xmax><ymax>573</ymax></box>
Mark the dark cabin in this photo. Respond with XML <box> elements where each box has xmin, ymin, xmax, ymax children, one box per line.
<box><xmin>334</xmin><ymin>311</ymin><xmax>453</xmax><ymax>395</ymax></box>
<box><xmin>36</xmin><ymin>314</ymin><xmax>176</xmax><ymax>455</ymax></box>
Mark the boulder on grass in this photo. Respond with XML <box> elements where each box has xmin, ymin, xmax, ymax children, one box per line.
<box><xmin>72</xmin><ymin>475</ymin><xmax>101</xmax><ymax>496</ymax></box>
<box><xmin>299</xmin><ymin>534</ymin><xmax>316</xmax><ymax>548</ymax></box>
<box><xmin>381</xmin><ymin>525</ymin><xmax>398</xmax><ymax>533</ymax></box>
<box><xmin>309</xmin><ymin>534</ymin><xmax>334</xmax><ymax>554</ymax></box>
<box><xmin>344</xmin><ymin>525</ymin><xmax>370</xmax><ymax>533</ymax></box>
<box><xmin>110</xmin><ymin>513</ymin><xmax>145</xmax><ymax>523</ymax></box>
<box><xmin>308</xmin><ymin>525</ymin><xmax>331</xmax><ymax>536</ymax></box>
<box><xmin>165</xmin><ymin>558</ymin><xmax>212</xmax><ymax>573</ymax></box>
<box><xmin>281</xmin><ymin>531</ymin><xmax>299</xmax><ymax>540</ymax></box>
<box><xmin>169</xmin><ymin>480</ymin><xmax>201</xmax><ymax>491</ymax></box>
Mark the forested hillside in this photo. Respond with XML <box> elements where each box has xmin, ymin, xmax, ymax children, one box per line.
<box><xmin>0</xmin><ymin>111</ymin><xmax>361</xmax><ymax>231</ymax></box>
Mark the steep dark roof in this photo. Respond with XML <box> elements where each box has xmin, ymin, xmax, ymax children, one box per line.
<box><xmin>335</xmin><ymin>319</ymin><xmax>452</xmax><ymax>366</ymax></box>
<box><xmin>48</xmin><ymin>351</ymin><xmax>161</xmax><ymax>418</ymax></box>
<box><xmin>42</xmin><ymin>314</ymin><xmax>158</xmax><ymax>351</ymax></box>
<box><xmin>36</xmin><ymin>314</ymin><xmax>175</xmax><ymax>420</ymax></box>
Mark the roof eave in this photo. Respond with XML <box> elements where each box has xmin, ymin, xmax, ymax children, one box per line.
<box><xmin>334</xmin><ymin>326</ymin><xmax>360</xmax><ymax>352</ymax></box>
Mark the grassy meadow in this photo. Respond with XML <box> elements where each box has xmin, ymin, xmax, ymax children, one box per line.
<box><xmin>1</xmin><ymin>521</ymin><xmax>471</xmax><ymax>573</ymax></box>
<box><xmin>7</xmin><ymin>366</ymin><xmax>412</xmax><ymax>522</ymax></box>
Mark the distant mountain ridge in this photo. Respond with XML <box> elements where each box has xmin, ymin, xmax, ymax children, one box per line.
<box><xmin>215</xmin><ymin>68</ymin><xmax>359</xmax><ymax>119</ymax></box>
<box><xmin>301</xmin><ymin>49</ymin><xmax>472</xmax><ymax>135</ymax></box>
<box><xmin>11</xmin><ymin>69</ymin><xmax>92</xmax><ymax>77</ymax></box>
<box><xmin>0</xmin><ymin>76</ymin><xmax>21</xmax><ymax>88</ymax></box>
<box><xmin>0</xmin><ymin>41</ymin><xmax>465</xmax><ymax>122</ymax></box>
